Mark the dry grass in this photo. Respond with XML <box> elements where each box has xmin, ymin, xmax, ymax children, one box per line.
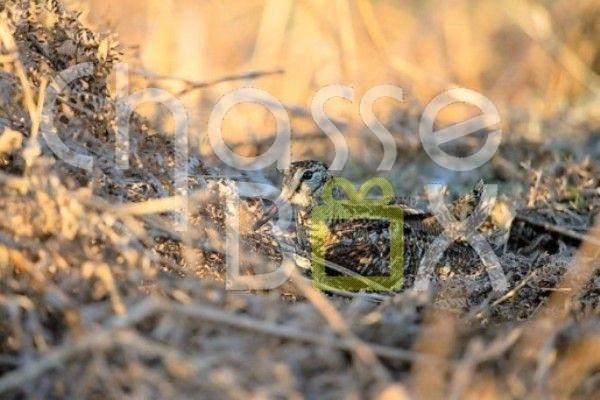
<box><xmin>0</xmin><ymin>1</ymin><xmax>598</xmax><ymax>399</ymax></box>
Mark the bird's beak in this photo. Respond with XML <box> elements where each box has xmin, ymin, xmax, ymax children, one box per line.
<box><xmin>253</xmin><ymin>197</ymin><xmax>287</xmax><ymax>230</ymax></box>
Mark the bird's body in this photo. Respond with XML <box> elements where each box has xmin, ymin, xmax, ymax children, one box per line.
<box><xmin>254</xmin><ymin>160</ymin><xmax>500</xmax><ymax>289</ymax></box>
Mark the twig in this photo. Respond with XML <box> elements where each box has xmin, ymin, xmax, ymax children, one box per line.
<box><xmin>0</xmin><ymin>297</ymin><xmax>437</xmax><ymax>394</ymax></box>
<box><xmin>490</xmin><ymin>269</ymin><xmax>537</xmax><ymax>308</ymax></box>
<box><xmin>516</xmin><ymin>214</ymin><xmax>600</xmax><ymax>246</ymax></box>
<box><xmin>164</xmin><ymin>300</ymin><xmax>433</xmax><ymax>363</ymax></box>
<box><xmin>130</xmin><ymin>68</ymin><xmax>285</xmax><ymax>96</ymax></box>
<box><xmin>23</xmin><ymin>77</ymin><xmax>48</xmax><ymax>168</ymax></box>
<box><xmin>527</xmin><ymin>170</ymin><xmax>543</xmax><ymax>208</ymax></box>
<box><xmin>228</xmin><ymin>131</ymin><xmax>331</xmax><ymax>151</ymax></box>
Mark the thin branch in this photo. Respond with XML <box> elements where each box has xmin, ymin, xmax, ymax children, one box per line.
<box><xmin>516</xmin><ymin>214</ymin><xmax>600</xmax><ymax>246</ymax></box>
<box><xmin>129</xmin><ymin>68</ymin><xmax>285</xmax><ymax>96</ymax></box>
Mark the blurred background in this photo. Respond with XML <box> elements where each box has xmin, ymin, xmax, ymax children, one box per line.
<box><xmin>78</xmin><ymin>0</ymin><xmax>599</xmax><ymax>181</ymax></box>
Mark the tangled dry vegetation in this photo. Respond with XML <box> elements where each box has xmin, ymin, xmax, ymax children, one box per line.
<box><xmin>0</xmin><ymin>1</ymin><xmax>598</xmax><ymax>399</ymax></box>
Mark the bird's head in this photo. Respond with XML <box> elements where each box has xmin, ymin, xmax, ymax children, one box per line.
<box><xmin>254</xmin><ymin>160</ymin><xmax>330</xmax><ymax>229</ymax></box>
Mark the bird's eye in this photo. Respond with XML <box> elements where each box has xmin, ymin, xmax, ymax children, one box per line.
<box><xmin>302</xmin><ymin>171</ymin><xmax>313</xmax><ymax>180</ymax></box>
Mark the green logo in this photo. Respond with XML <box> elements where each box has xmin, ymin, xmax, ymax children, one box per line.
<box><xmin>309</xmin><ymin>177</ymin><xmax>404</xmax><ymax>292</ymax></box>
